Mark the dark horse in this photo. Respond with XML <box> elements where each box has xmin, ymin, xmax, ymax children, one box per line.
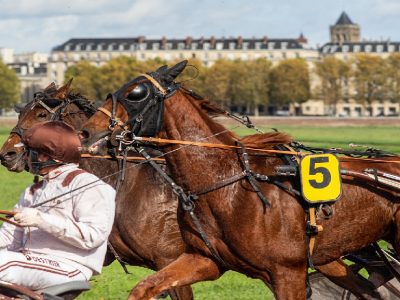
<box><xmin>80</xmin><ymin>61</ymin><xmax>400</xmax><ymax>300</ymax></box>
<box><xmin>0</xmin><ymin>81</ymin><xmax>193</xmax><ymax>300</ymax></box>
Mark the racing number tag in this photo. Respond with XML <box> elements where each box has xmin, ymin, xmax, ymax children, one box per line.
<box><xmin>300</xmin><ymin>153</ymin><xmax>342</xmax><ymax>203</ymax></box>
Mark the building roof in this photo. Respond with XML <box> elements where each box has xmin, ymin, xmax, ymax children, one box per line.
<box><xmin>320</xmin><ymin>41</ymin><xmax>400</xmax><ymax>54</ymax></box>
<box><xmin>335</xmin><ymin>12</ymin><xmax>355</xmax><ymax>25</ymax></box>
<box><xmin>52</xmin><ymin>36</ymin><xmax>311</xmax><ymax>52</ymax></box>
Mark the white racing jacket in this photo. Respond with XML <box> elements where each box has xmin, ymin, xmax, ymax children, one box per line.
<box><xmin>0</xmin><ymin>163</ymin><xmax>116</xmax><ymax>274</ymax></box>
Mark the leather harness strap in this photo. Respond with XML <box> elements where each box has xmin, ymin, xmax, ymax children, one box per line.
<box><xmin>308</xmin><ymin>207</ymin><xmax>323</xmax><ymax>255</ymax></box>
<box><xmin>62</xmin><ymin>169</ymin><xmax>87</xmax><ymax>187</ymax></box>
<box><xmin>141</xmin><ymin>73</ymin><xmax>167</xmax><ymax>95</ymax></box>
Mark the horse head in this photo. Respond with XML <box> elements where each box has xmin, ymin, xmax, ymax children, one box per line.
<box><xmin>0</xmin><ymin>79</ymin><xmax>96</xmax><ymax>172</ymax></box>
<box><xmin>80</xmin><ymin>60</ymin><xmax>188</xmax><ymax>152</ymax></box>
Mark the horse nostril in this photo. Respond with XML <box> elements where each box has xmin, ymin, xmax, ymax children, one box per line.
<box><xmin>0</xmin><ymin>150</ymin><xmax>17</xmax><ymax>161</ymax></box>
<box><xmin>79</xmin><ymin>130</ymin><xmax>90</xmax><ymax>140</ymax></box>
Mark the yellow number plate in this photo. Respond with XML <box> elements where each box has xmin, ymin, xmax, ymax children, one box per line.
<box><xmin>300</xmin><ymin>153</ymin><xmax>342</xmax><ymax>203</ymax></box>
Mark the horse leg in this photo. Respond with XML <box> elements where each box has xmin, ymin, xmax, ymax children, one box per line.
<box><xmin>128</xmin><ymin>253</ymin><xmax>222</xmax><ymax>300</ymax></box>
<box><xmin>271</xmin><ymin>263</ymin><xmax>308</xmax><ymax>300</ymax></box>
<box><xmin>316</xmin><ymin>260</ymin><xmax>382</xmax><ymax>300</ymax></box>
<box><xmin>165</xmin><ymin>286</ymin><xmax>193</xmax><ymax>300</ymax></box>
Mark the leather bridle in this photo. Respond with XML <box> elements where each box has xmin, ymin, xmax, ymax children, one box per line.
<box><xmin>11</xmin><ymin>94</ymin><xmax>86</xmax><ymax>138</ymax></box>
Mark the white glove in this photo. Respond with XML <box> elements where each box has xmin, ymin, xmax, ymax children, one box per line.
<box><xmin>14</xmin><ymin>208</ymin><xmax>43</xmax><ymax>227</ymax></box>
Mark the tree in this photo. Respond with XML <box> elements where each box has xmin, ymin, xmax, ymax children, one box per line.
<box><xmin>269</xmin><ymin>58</ymin><xmax>310</xmax><ymax>110</ymax></box>
<box><xmin>352</xmin><ymin>54</ymin><xmax>387</xmax><ymax>116</ymax></box>
<box><xmin>0</xmin><ymin>59</ymin><xmax>20</xmax><ymax>111</ymax></box>
<box><xmin>314</xmin><ymin>56</ymin><xmax>350</xmax><ymax>115</ymax></box>
<box><xmin>201</xmin><ymin>59</ymin><xmax>234</xmax><ymax>106</ymax></box>
<box><xmin>386</xmin><ymin>53</ymin><xmax>400</xmax><ymax>104</ymax></box>
<box><xmin>65</xmin><ymin>60</ymin><xmax>101</xmax><ymax>101</ymax></box>
<box><xmin>228</xmin><ymin>59</ymin><xmax>271</xmax><ymax>116</ymax></box>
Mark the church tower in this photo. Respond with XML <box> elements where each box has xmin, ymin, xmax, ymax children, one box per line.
<box><xmin>330</xmin><ymin>12</ymin><xmax>360</xmax><ymax>44</ymax></box>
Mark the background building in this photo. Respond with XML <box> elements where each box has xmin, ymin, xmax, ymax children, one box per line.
<box><xmin>2</xmin><ymin>12</ymin><xmax>400</xmax><ymax>116</ymax></box>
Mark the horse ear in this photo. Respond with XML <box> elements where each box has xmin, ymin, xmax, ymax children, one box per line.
<box><xmin>164</xmin><ymin>60</ymin><xmax>188</xmax><ymax>83</ymax></box>
<box><xmin>43</xmin><ymin>82</ymin><xmax>58</xmax><ymax>95</ymax></box>
<box><xmin>54</xmin><ymin>78</ymin><xmax>73</xmax><ymax>100</ymax></box>
<box><xmin>155</xmin><ymin>65</ymin><xmax>168</xmax><ymax>74</ymax></box>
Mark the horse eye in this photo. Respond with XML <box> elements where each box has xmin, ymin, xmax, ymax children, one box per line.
<box><xmin>126</xmin><ymin>84</ymin><xmax>149</xmax><ymax>101</ymax></box>
<box><xmin>37</xmin><ymin>111</ymin><xmax>47</xmax><ymax>119</ymax></box>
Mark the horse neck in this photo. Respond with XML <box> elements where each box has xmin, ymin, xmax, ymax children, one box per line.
<box><xmin>161</xmin><ymin>91</ymin><xmax>239</xmax><ymax>189</ymax></box>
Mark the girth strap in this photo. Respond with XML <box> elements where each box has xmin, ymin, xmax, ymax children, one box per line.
<box><xmin>236</xmin><ymin>141</ymin><xmax>271</xmax><ymax>207</ymax></box>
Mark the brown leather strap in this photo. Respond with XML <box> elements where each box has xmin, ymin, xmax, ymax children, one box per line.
<box><xmin>141</xmin><ymin>73</ymin><xmax>167</xmax><ymax>95</ymax></box>
<box><xmin>133</xmin><ymin>136</ymin><xmax>302</xmax><ymax>156</ymax></box>
<box><xmin>30</xmin><ymin>181</ymin><xmax>44</xmax><ymax>195</ymax></box>
<box><xmin>97</xmin><ymin>107</ymin><xmax>129</xmax><ymax>130</ymax></box>
<box><xmin>309</xmin><ymin>207</ymin><xmax>323</xmax><ymax>255</ymax></box>
<box><xmin>62</xmin><ymin>169</ymin><xmax>87</xmax><ymax>187</ymax></box>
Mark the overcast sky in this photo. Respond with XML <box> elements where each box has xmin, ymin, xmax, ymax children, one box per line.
<box><xmin>1</xmin><ymin>0</ymin><xmax>400</xmax><ymax>53</ymax></box>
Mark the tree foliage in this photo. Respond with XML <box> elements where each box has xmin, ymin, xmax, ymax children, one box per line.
<box><xmin>386</xmin><ymin>53</ymin><xmax>400</xmax><ymax>103</ymax></box>
<box><xmin>269</xmin><ymin>58</ymin><xmax>310</xmax><ymax>107</ymax></box>
<box><xmin>352</xmin><ymin>55</ymin><xmax>387</xmax><ymax>113</ymax></box>
<box><xmin>314</xmin><ymin>56</ymin><xmax>350</xmax><ymax>115</ymax></box>
<box><xmin>0</xmin><ymin>59</ymin><xmax>20</xmax><ymax>110</ymax></box>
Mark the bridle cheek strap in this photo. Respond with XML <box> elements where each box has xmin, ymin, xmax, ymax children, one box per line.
<box><xmin>97</xmin><ymin>107</ymin><xmax>129</xmax><ymax>130</ymax></box>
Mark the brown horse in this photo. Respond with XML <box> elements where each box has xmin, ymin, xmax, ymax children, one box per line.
<box><xmin>79</xmin><ymin>61</ymin><xmax>400</xmax><ymax>300</ymax></box>
<box><xmin>0</xmin><ymin>82</ymin><xmax>193</xmax><ymax>300</ymax></box>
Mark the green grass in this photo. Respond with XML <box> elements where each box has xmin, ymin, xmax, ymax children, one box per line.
<box><xmin>0</xmin><ymin>124</ymin><xmax>398</xmax><ymax>299</ymax></box>
<box><xmin>234</xmin><ymin>125</ymin><xmax>400</xmax><ymax>153</ymax></box>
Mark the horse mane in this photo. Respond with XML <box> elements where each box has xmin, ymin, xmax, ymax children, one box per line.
<box><xmin>34</xmin><ymin>90</ymin><xmax>97</xmax><ymax>118</ymax></box>
<box><xmin>180</xmin><ymin>88</ymin><xmax>292</xmax><ymax>148</ymax></box>
<box><xmin>70</xmin><ymin>94</ymin><xmax>97</xmax><ymax>117</ymax></box>
<box><xmin>240</xmin><ymin>132</ymin><xmax>293</xmax><ymax>149</ymax></box>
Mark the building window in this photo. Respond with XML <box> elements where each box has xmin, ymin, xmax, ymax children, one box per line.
<box><xmin>281</xmin><ymin>42</ymin><xmax>288</xmax><ymax>49</ymax></box>
<box><xmin>216</xmin><ymin>42</ymin><xmax>223</xmax><ymax>50</ymax></box>
<box><xmin>268</xmin><ymin>42</ymin><xmax>275</xmax><ymax>50</ymax></box>
<box><xmin>178</xmin><ymin>42</ymin><xmax>185</xmax><ymax>50</ymax></box>
<box><xmin>119</xmin><ymin>44</ymin><xmax>125</xmax><ymax>51</ymax></box>
<box><xmin>191</xmin><ymin>43</ymin><xmax>198</xmax><ymax>50</ymax></box>
<box><xmin>152</xmin><ymin>43</ymin><xmax>159</xmax><ymax>50</ymax></box>
<box><xmin>388</xmin><ymin>44</ymin><xmax>395</xmax><ymax>52</ymax></box>
<box><xmin>365</xmin><ymin>44</ymin><xmax>372</xmax><ymax>52</ymax></box>
<box><xmin>354</xmin><ymin>45</ymin><xmax>360</xmax><ymax>52</ymax></box>
<box><xmin>229</xmin><ymin>42</ymin><xmax>235</xmax><ymax>50</ymax></box>
<box><xmin>242</xmin><ymin>42</ymin><xmax>249</xmax><ymax>50</ymax></box>
<box><xmin>342</xmin><ymin>45</ymin><xmax>349</xmax><ymax>52</ymax></box>
<box><xmin>139</xmin><ymin>43</ymin><xmax>146</xmax><ymax>50</ymax></box>
<box><xmin>376</xmin><ymin>45</ymin><xmax>383</xmax><ymax>52</ymax></box>
<box><xmin>203</xmin><ymin>42</ymin><xmax>210</xmax><ymax>50</ymax></box>
<box><xmin>65</xmin><ymin>44</ymin><xmax>71</xmax><ymax>51</ymax></box>
<box><xmin>255</xmin><ymin>42</ymin><xmax>262</xmax><ymax>50</ymax></box>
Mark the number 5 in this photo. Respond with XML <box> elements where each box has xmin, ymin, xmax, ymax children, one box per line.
<box><xmin>309</xmin><ymin>157</ymin><xmax>331</xmax><ymax>189</ymax></box>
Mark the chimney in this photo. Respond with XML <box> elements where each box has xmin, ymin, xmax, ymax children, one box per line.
<box><xmin>185</xmin><ymin>36</ymin><xmax>192</xmax><ymax>48</ymax></box>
